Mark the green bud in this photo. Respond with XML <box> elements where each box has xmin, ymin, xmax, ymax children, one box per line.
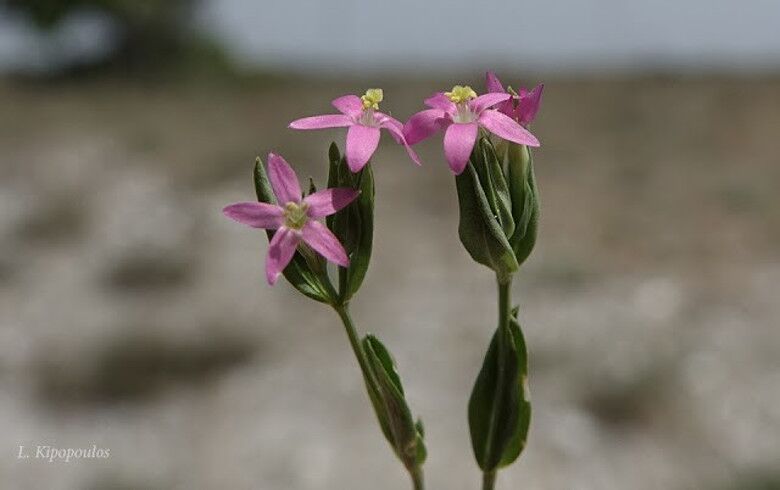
<box><xmin>505</xmin><ymin>143</ymin><xmax>540</xmax><ymax>267</ymax></box>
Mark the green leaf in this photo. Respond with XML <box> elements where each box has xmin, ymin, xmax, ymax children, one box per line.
<box><xmin>325</xmin><ymin>143</ymin><xmax>374</xmax><ymax>303</ymax></box>
<box><xmin>506</xmin><ymin>144</ymin><xmax>540</xmax><ymax>266</ymax></box>
<box><xmin>253</xmin><ymin>157</ymin><xmax>333</xmax><ymax>304</ymax></box>
<box><xmin>468</xmin><ymin>308</ymin><xmax>531</xmax><ymax>471</ymax></box>
<box><xmin>455</xmin><ymin>161</ymin><xmax>519</xmax><ymax>276</ymax></box>
<box><xmin>325</xmin><ymin>143</ymin><xmax>342</xmax><ymax>231</ymax></box>
<box><xmin>362</xmin><ymin>334</ymin><xmax>427</xmax><ymax>469</ymax></box>
<box><xmin>498</xmin><ymin>307</ymin><xmax>532</xmax><ymax>467</ymax></box>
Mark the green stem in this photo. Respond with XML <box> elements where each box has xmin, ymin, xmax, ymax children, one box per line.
<box><xmin>411</xmin><ymin>466</ymin><xmax>425</xmax><ymax>490</ymax></box>
<box><xmin>483</xmin><ymin>470</ymin><xmax>497</xmax><ymax>490</ymax></box>
<box><xmin>482</xmin><ymin>274</ymin><xmax>513</xmax><ymax>489</ymax></box>
<box><xmin>333</xmin><ymin>304</ymin><xmax>424</xmax><ymax>490</ymax></box>
<box><xmin>332</xmin><ymin>304</ymin><xmax>380</xmax><ymax>397</ymax></box>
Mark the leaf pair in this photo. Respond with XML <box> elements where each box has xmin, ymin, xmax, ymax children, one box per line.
<box><xmin>362</xmin><ymin>335</ymin><xmax>427</xmax><ymax>471</ymax></box>
<box><xmin>252</xmin><ymin>143</ymin><xmax>374</xmax><ymax>305</ymax></box>
<box><xmin>468</xmin><ymin>306</ymin><xmax>531</xmax><ymax>472</ymax></box>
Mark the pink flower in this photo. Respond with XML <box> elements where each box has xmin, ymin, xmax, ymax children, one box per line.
<box><xmin>485</xmin><ymin>71</ymin><xmax>544</xmax><ymax>127</ymax></box>
<box><xmin>223</xmin><ymin>153</ymin><xmax>359</xmax><ymax>285</ymax></box>
<box><xmin>403</xmin><ymin>85</ymin><xmax>540</xmax><ymax>175</ymax></box>
<box><xmin>289</xmin><ymin>89</ymin><xmax>421</xmax><ymax>172</ymax></box>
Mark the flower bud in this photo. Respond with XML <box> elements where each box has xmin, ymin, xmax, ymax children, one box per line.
<box><xmin>504</xmin><ymin>142</ymin><xmax>539</xmax><ymax>267</ymax></box>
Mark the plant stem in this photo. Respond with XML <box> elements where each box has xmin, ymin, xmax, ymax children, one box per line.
<box><xmin>482</xmin><ymin>274</ymin><xmax>513</xmax><ymax>490</ymax></box>
<box><xmin>483</xmin><ymin>470</ymin><xmax>497</xmax><ymax>490</ymax></box>
<box><xmin>410</xmin><ymin>466</ymin><xmax>425</xmax><ymax>490</ymax></box>
<box><xmin>332</xmin><ymin>303</ymin><xmax>380</xmax><ymax>396</ymax></box>
<box><xmin>333</xmin><ymin>304</ymin><xmax>424</xmax><ymax>490</ymax></box>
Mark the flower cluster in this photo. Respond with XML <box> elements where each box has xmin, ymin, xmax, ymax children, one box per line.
<box><xmin>225</xmin><ymin>79</ymin><xmax>543</xmax><ymax>284</ymax></box>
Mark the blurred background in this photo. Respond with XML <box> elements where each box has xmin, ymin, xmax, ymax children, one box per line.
<box><xmin>1</xmin><ymin>1</ymin><xmax>779</xmax><ymax>489</ymax></box>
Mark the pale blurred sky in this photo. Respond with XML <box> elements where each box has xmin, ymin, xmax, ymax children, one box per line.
<box><xmin>2</xmin><ymin>0</ymin><xmax>780</xmax><ymax>74</ymax></box>
<box><xmin>201</xmin><ymin>0</ymin><xmax>780</xmax><ymax>74</ymax></box>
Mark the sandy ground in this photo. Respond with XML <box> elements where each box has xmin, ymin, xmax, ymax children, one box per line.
<box><xmin>1</xmin><ymin>75</ymin><xmax>779</xmax><ymax>489</ymax></box>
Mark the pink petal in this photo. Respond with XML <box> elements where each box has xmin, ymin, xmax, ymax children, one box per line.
<box><xmin>403</xmin><ymin>109</ymin><xmax>449</xmax><ymax>145</ymax></box>
<box><xmin>401</xmin><ymin>144</ymin><xmax>422</xmax><ymax>166</ymax></box>
<box><xmin>289</xmin><ymin>114</ymin><xmax>353</xmax><ymax>130</ymax></box>
<box><xmin>496</xmin><ymin>98</ymin><xmax>515</xmax><ymax>118</ymax></box>
<box><xmin>424</xmin><ymin>93</ymin><xmax>456</xmax><ymax>113</ymax></box>
<box><xmin>485</xmin><ymin>71</ymin><xmax>506</xmax><ymax>93</ymax></box>
<box><xmin>266</xmin><ymin>227</ymin><xmax>300</xmax><ymax>285</ymax></box>
<box><xmin>267</xmin><ymin>153</ymin><xmax>303</xmax><ymax>204</ymax></box>
<box><xmin>223</xmin><ymin>202</ymin><xmax>284</xmax><ymax>229</ymax></box>
<box><xmin>517</xmin><ymin>84</ymin><xmax>544</xmax><ymax>126</ymax></box>
<box><xmin>470</xmin><ymin>92</ymin><xmax>512</xmax><ymax>114</ymax></box>
<box><xmin>443</xmin><ymin>122</ymin><xmax>479</xmax><ymax>175</ymax></box>
<box><xmin>376</xmin><ymin>112</ymin><xmax>403</xmax><ymax>143</ymax></box>
<box><xmin>478</xmin><ymin>110</ymin><xmax>540</xmax><ymax>147</ymax></box>
<box><xmin>379</xmin><ymin>116</ymin><xmax>422</xmax><ymax>166</ymax></box>
<box><xmin>345</xmin><ymin>124</ymin><xmax>381</xmax><ymax>172</ymax></box>
<box><xmin>304</xmin><ymin>188</ymin><xmax>360</xmax><ymax>218</ymax></box>
<box><xmin>332</xmin><ymin>95</ymin><xmax>363</xmax><ymax>117</ymax></box>
<box><xmin>301</xmin><ymin>220</ymin><xmax>349</xmax><ymax>267</ymax></box>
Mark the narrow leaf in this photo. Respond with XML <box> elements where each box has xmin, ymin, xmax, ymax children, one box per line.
<box><xmin>498</xmin><ymin>307</ymin><xmax>532</xmax><ymax>467</ymax></box>
<box><xmin>363</xmin><ymin>335</ymin><xmax>427</xmax><ymax>469</ymax></box>
<box><xmin>341</xmin><ymin>164</ymin><xmax>374</xmax><ymax>301</ymax></box>
<box><xmin>325</xmin><ymin>143</ymin><xmax>374</xmax><ymax>303</ymax></box>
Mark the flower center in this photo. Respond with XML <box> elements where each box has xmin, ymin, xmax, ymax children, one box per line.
<box><xmin>358</xmin><ymin>88</ymin><xmax>383</xmax><ymax>126</ymax></box>
<box><xmin>453</xmin><ymin>102</ymin><xmax>475</xmax><ymax>123</ymax></box>
<box><xmin>283</xmin><ymin>202</ymin><xmax>309</xmax><ymax>230</ymax></box>
<box><xmin>361</xmin><ymin>88</ymin><xmax>384</xmax><ymax>111</ymax></box>
<box><xmin>445</xmin><ymin>85</ymin><xmax>477</xmax><ymax>104</ymax></box>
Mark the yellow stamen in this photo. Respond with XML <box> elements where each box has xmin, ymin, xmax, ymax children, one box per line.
<box><xmin>361</xmin><ymin>88</ymin><xmax>384</xmax><ymax>110</ymax></box>
<box><xmin>445</xmin><ymin>85</ymin><xmax>477</xmax><ymax>104</ymax></box>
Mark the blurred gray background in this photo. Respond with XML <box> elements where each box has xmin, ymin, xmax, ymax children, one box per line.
<box><xmin>1</xmin><ymin>1</ymin><xmax>779</xmax><ymax>489</ymax></box>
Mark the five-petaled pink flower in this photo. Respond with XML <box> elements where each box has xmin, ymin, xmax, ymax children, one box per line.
<box><xmin>289</xmin><ymin>88</ymin><xmax>421</xmax><ymax>172</ymax></box>
<box><xmin>403</xmin><ymin>85</ymin><xmax>540</xmax><ymax>175</ymax></box>
<box><xmin>223</xmin><ymin>153</ymin><xmax>359</xmax><ymax>285</ymax></box>
<box><xmin>485</xmin><ymin>71</ymin><xmax>544</xmax><ymax>127</ymax></box>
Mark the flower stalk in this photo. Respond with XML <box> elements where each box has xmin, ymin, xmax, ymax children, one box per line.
<box><xmin>332</xmin><ymin>302</ymin><xmax>384</xmax><ymax>406</ymax></box>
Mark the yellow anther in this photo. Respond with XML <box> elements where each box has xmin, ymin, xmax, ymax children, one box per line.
<box><xmin>361</xmin><ymin>88</ymin><xmax>384</xmax><ymax>110</ymax></box>
<box><xmin>445</xmin><ymin>85</ymin><xmax>477</xmax><ymax>104</ymax></box>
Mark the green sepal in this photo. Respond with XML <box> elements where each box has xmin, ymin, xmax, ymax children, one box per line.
<box><xmin>506</xmin><ymin>143</ymin><xmax>539</xmax><ymax>266</ymax></box>
<box><xmin>362</xmin><ymin>334</ymin><xmax>427</xmax><ymax>469</ymax></box>
<box><xmin>253</xmin><ymin>157</ymin><xmax>333</xmax><ymax>304</ymax></box>
<box><xmin>468</xmin><ymin>307</ymin><xmax>531</xmax><ymax>471</ymax></box>
<box><xmin>455</xmin><ymin>159</ymin><xmax>519</xmax><ymax>276</ymax></box>
<box><xmin>473</xmin><ymin>138</ymin><xmax>515</xmax><ymax>239</ymax></box>
<box><xmin>325</xmin><ymin>143</ymin><xmax>374</xmax><ymax>304</ymax></box>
